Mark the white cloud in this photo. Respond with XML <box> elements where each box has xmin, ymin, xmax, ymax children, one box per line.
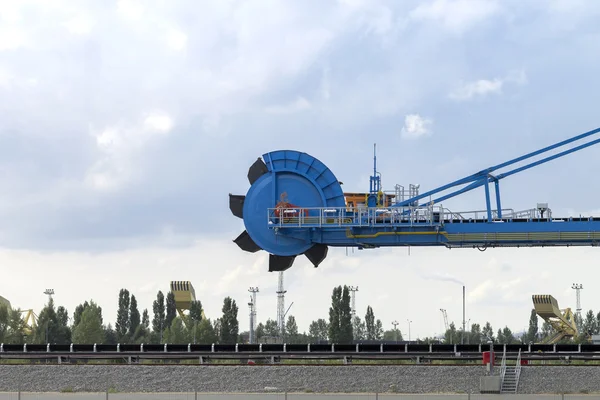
<box><xmin>265</xmin><ymin>97</ymin><xmax>311</xmax><ymax>114</ymax></box>
<box><xmin>143</xmin><ymin>113</ymin><xmax>174</xmax><ymax>133</ymax></box>
<box><xmin>85</xmin><ymin>112</ymin><xmax>174</xmax><ymax>191</ymax></box>
<box><xmin>64</xmin><ymin>14</ymin><xmax>95</xmax><ymax>35</ymax></box>
<box><xmin>449</xmin><ymin>78</ymin><xmax>503</xmax><ymax>100</ymax></box>
<box><xmin>449</xmin><ymin>70</ymin><xmax>528</xmax><ymax>101</ymax></box>
<box><xmin>116</xmin><ymin>0</ymin><xmax>145</xmax><ymax>21</ymax></box>
<box><xmin>409</xmin><ymin>0</ymin><xmax>501</xmax><ymax>34</ymax></box>
<box><xmin>166</xmin><ymin>29</ymin><xmax>187</xmax><ymax>51</ymax></box>
<box><xmin>401</xmin><ymin>114</ymin><xmax>432</xmax><ymax>139</ymax></box>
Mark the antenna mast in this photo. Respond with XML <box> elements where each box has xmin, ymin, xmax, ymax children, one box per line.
<box><xmin>248</xmin><ymin>287</ymin><xmax>259</xmax><ymax>344</ymax></box>
<box><xmin>572</xmin><ymin>283</ymin><xmax>583</xmax><ymax>322</ymax></box>
<box><xmin>349</xmin><ymin>286</ymin><xmax>358</xmax><ymax>317</ymax></box>
<box><xmin>276</xmin><ymin>272</ymin><xmax>286</xmax><ymax>342</ymax></box>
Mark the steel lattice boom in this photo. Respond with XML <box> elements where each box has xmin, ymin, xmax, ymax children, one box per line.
<box><xmin>229</xmin><ymin>126</ymin><xmax>600</xmax><ymax>271</ymax></box>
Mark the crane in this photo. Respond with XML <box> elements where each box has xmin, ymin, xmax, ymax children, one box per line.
<box><xmin>440</xmin><ymin>309</ymin><xmax>449</xmax><ymax>332</ymax></box>
<box><xmin>229</xmin><ymin>126</ymin><xmax>600</xmax><ymax>271</ymax></box>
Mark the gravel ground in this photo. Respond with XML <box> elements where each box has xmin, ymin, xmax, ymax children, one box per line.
<box><xmin>0</xmin><ymin>365</ymin><xmax>598</xmax><ymax>394</ymax></box>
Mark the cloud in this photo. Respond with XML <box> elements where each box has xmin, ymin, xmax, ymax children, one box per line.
<box><xmin>409</xmin><ymin>0</ymin><xmax>501</xmax><ymax>34</ymax></box>
<box><xmin>401</xmin><ymin>114</ymin><xmax>432</xmax><ymax>139</ymax></box>
<box><xmin>265</xmin><ymin>97</ymin><xmax>311</xmax><ymax>114</ymax></box>
<box><xmin>449</xmin><ymin>69</ymin><xmax>528</xmax><ymax>101</ymax></box>
<box><xmin>421</xmin><ymin>272</ymin><xmax>464</xmax><ymax>286</ymax></box>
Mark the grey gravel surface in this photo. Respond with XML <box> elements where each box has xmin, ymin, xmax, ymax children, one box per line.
<box><xmin>0</xmin><ymin>365</ymin><xmax>598</xmax><ymax>394</ymax></box>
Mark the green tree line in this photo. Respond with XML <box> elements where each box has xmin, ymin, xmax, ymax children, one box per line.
<box><xmin>3</xmin><ymin>284</ymin><xmax>595</xmax><ymax>345</ymax></box>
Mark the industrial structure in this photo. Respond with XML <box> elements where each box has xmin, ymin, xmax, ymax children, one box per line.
<box><xmin>349</xmin><ymin>286</ymin><xmax>358</xmax><ymax>317</ymax></box>
<box><xmin>276</xmin><ymin>272</ymin><xmax>285</xmax><ymax>339</ymax></box>
<box><xmin>571</xmin><ymin>283</ymin><xmax>583</xmax><ymax>323</ymax></box>
<box><xmin>248</xmin><ymin>287</ymin><xmax>258</xmax><ymax>344</ymax></box>
<box><xmin>229</xmin><ymin>127</ymin><xmax>600</xmax><ymax>271</ymax></box>
<box><xmin>532</xmin><ymin>295</ymin><xmax>578</xmax><ymax>344</ymax></box>
<box><xmin>170</xmin><ymin>281</ymin><xmax>205</xmax><ymax>327</ymax></box>
<box><xmin>0</xmin><ymin>295</ymin><xmax>38</xmax><ymax>337</ymax></box>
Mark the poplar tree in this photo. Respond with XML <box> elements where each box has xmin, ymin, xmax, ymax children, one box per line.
<box><xmin>115</xmin><ymin>289</ymin><xmax>130</xmax><ymax>340</ymax></box>
<box><xmin>220</xmin><ymin>297</ymin><xmax>239</xmax><ymax>344</ymax></box>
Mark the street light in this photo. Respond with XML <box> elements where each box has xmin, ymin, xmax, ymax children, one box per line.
<box><xmin>406</xmin><ymin>319</ymin><xmax>412</xmax><ymax>342</ymax></box>
<box><xmin>392</xmin><ymin>320</ymin><xmax>399</xmax><ymax>342</ymax></box>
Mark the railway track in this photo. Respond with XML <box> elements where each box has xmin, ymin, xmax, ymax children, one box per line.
<box><xmin>2</xmin><ymin>342</ymin><xmax>600</xmax><ymax>364</ymax></box>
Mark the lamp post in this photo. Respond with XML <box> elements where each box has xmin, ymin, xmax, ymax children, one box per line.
<box><xmin>407</xmin><ymin>319</ymin><xmax>412</xmax><ymax>342</ymax></box>
<box><xmin>392</xmin><ymin>320</ymin><xmax>399</xmax><ymax>342</ymax></box>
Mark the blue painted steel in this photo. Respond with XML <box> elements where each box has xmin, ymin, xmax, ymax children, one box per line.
<box><xmin>242</xmin><ymin>150</ymin><xmax>345</xmax><ymax>256</ymax></box>
<box><xmin>393</xmin><ymin>126</ymin><xmax>600</xmax><ymax>210</ymax></box>
<box><xmin>239</xmin><ymin>126</ymin><xmax>600</xmax><ymax>257</ymax></box>
<box><xmin>269</xmin><ymin>215</ymin><xmax>600</xmax><ymax>248</ymax></box>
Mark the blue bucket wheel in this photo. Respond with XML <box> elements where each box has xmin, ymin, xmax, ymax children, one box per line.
<box><xmin>229</xmin><ymin>150</ymin><xmax>345</xmax><ymax>272</ymax></box>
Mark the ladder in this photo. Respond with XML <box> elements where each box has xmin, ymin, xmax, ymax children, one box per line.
<box><xmin>500</xmin><ymin>349</ymin><xmax>522</xmax><ymax>393</ymax></box>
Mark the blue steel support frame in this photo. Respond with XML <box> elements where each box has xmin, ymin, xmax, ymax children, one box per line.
<box><xmin>392</xmin><ymin>126</ymin><xmax>600</xmax><ymax>210</ymax></box>
<box><xmin>494</xmin><ymin>180</ymin><xmax>502</xmax><ymax>218</ymax></box>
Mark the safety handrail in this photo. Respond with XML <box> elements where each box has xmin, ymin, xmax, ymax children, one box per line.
<box><xmin>515</xmin><ymin>348</ymin><xmax>522</xmax><ymax>381</ymax></box>
<box><xmin>500</xmin><ymin>347</ymin><xmax>506</xmax><ymax>382</ymax></box>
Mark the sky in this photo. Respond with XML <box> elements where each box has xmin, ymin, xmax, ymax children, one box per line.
<box><xmin>3</xmin><ymin>0</ymin><xmax>600</xmax><ymax>341</ymax></box>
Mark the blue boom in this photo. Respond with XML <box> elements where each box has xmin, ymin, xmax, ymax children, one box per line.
<box><xmin>229</xmin><ymin>126</ymin><xmax>600</xmax><ymax>272</ymax></box>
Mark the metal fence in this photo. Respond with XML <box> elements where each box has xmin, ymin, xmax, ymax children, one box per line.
<box><xmin>0</xmin><ymin>393</ymin><xmax>597</xmax><ymax>400</ymax></box>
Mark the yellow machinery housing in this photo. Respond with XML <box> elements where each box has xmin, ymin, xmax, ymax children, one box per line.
<box><xmin>0</xmin><ymin>295</ymin><xmax>37</xmax><ymax>336</ymax></box>
<box><xmin>170</xmin><ymin>281</ymin><xmax>206</xmax><ymax>328</ymax></box>
<box><xmin>532</xmin><ymin>294</ymin><xmax>578</xmax><ymax>344</ymax></box>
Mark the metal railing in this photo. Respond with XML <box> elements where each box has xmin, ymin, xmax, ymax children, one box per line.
<box><xmin>267</xmin><ymin>205</ymin><xmax>446</xmax><ymax>228</ymax></box>
<box><xmin>267</xmin><ymin>204</ymin><xmax>561</xmax><ymax>229</ymax></box>
<box><xmin>499</xmin><ymin>347</ymin><xmax>507</xmax><ymax>383</ymax></box>
<box><xmin>515</xmin><ymin>348</ymin><xmax>523</xmax><ymax>389</ymax></box>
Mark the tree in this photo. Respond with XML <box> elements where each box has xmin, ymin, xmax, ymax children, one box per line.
<box><xmin>152</xmin><ymin>291</ymin><xmax>166</xmax><ymax>341</ymax></box>
<box><xmin>497</xmin><ymin>326</ymin><xmax>515</xmax><ymax>344</ymax></box>
<box><xmin>526</xmin><ymin>309</ymin><xmax>538</xmax><ymax>343</ymax></box>
<box><xmin>0</xmin><ymin>304</ymin><xmax>9</xmax><ymax>342</ymax></box>
<box><xmin>115</xmin><ymin>289</ymin><xmax>130</xmax><ymax>341</ymax></box>
<box><xmin>352</xmin><ymin>316</ymin><xmax>366</xmax><ymax>340</ymax></box>
<box><xmin>309</xmin><ymin>319</ymin><xmax>329</xmax><ymax>342</ymax></box>
<box><xmin>129</xmin><ymin>295</ymin><xmax>140</xmax><ymax>338</ymax></box>
<box><xmin>540</xmin><ymin>321</ymin><xmax>553</xmax><ymax>341</ymax></box>
<box><xmin>264</xmin><ymin>319</ymin><xmax>279</xmax><ymax>337</ymax></box>
<box><xmin>328</xmin><ymin>286</ymin><xmax>353</xmax><ymax>343</ymax></box>
<box><xmin>444</xmin><ymin>322</ymin><xmax>459</xmax><ymax>344</ymax></box>
<box><xmin>365</xmin><ymin>306</ymin><xmax>376</xmax><ymax>340</ymax></box>
<box><xmin>72</xmin><ymin>301</ymin><xmax>105</xmax><ymax>344</ymax></box>
<box><xmin>34</xmin><ymin>298</ymin><xmax>59</xmax><ymax>344</ymax></box>
<box><xmin>164</xmin><ymin>317</ymin><xmax>187</xmax><ymax>343</ymax></box>
<box><xmin>142</xmin><ymin>309</ymin><xmax>150</xmax><ymax>329</ymax></box>
<box><xmin>165</xmin><ymin>291</ymin><xmax>177</xmax><ymax>329</ymax></box>
<box><xmin>54</xmin><ymin>306</ymin><xmax>71</xmax><ymax>344</ymax></box>
<box><xmin>189</xmin><ymin>301</ymin><xmax>203</xmax><ymax>323</ymax></box>
<box><xmin>374</xmin><ymin>319</ymin><xmax>384</xmax><ymax>340</ymax></box>
<box><xmin>469</xmin><ymin>323</ymin><xmax>482</xmax><ymax>344</ymax></box>
<box><xmin>383</xmin><ymin>329</ymin><xmax>403</xmax><ymax>341</ymax></box>
<box><xmin>219</xmin><ymin>297</ymin><xmax>238</xmax><ymax>344</ymax></box>
<box><xmin>285</xmin><ymin>315</ymin><xmax>299</xmax><ymax>343</ymax></box>
<box><xmin>196</xmin><ymin>318</ymin><xmax>218</xmax><ymax>343</ymax></box>
<box><xmin>481</xmin><ymin>322</ymin><xmax>494</xmax><ymax>343</ymax></box>
<box><xmin>255</xmin><ymin>322</ymin><xmax>265</xmax><ymax>340</ymax></box>
<box><xmin>582</xmin><ymin>309</ymin><xmax>598</xmax><ymax>337</ymax></box>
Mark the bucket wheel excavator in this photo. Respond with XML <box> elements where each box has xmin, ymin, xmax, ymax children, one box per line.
<box><xmin>532</xmin><ymin>295</ymin><xmax>578</xmax><ymax>344</ymax></box>
<box><xmin>230</xmin><ymin>127</ymin><xmax>600</xmax><ymax>272</ymax></box>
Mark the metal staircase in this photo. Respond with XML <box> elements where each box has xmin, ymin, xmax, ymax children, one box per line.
<box><xmin>500</xmin><ymin>349</ymin><xmax>522</xmax><ymax>393</ymax></box>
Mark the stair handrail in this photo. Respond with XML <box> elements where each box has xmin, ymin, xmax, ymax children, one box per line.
<box><xmin>515</xmin><ymin>348</ymin><xmax>523</xmax><ymax>391</ymax></box>
<box><xmin>500</xmin><ymin>346</ymin><xmax>507</xmax><ymax>382</ymax></box>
